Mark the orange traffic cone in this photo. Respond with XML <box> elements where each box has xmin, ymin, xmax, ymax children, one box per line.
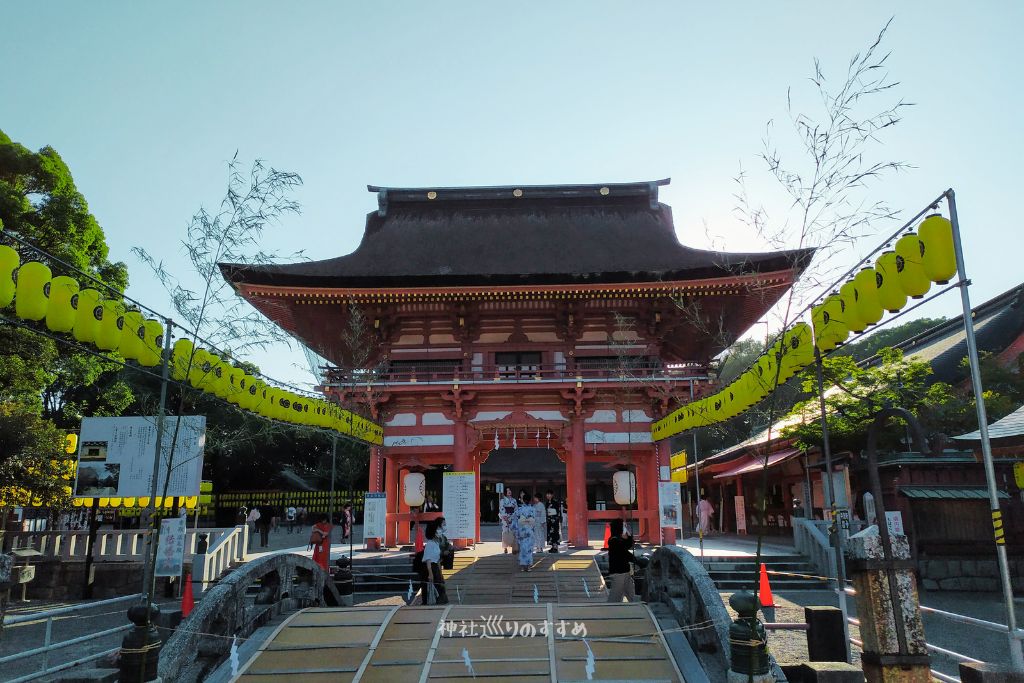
<box><xmin>758</xmin><ymin>562</ymin><xmax>775</xmax><ymax>608</ymax></box>
<box><xmin>414</xmin><ymin>523</ymin><xmax>425</xmax><ymax>553</ymax></box>
<box><xmin>181</xmin><ymin>571</ymin><xmax>195</xmax><ymax>618</ymax></box>
<box><xmin>602</xmin><ymin>523</ymin><xmax>612</xmax><ymax>550</ymax></box>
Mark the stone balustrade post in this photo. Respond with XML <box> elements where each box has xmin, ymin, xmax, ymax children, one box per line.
<box><xmin>845</xmin><ymin>526</ymin><xmax>930</xmax><ymax>682</ymax></box>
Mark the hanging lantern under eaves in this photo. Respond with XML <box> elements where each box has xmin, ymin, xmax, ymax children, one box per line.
<box><xmin>613</xmin><ymin>470</ymin><xmax>636</xmax><ymax>505</ymax></box>
<box><xmin>403</xmin><ymin>472</ymin><xmax>426</xmax><ymax>507</ymax></box>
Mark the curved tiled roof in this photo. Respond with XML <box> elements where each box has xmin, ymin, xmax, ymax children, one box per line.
<box><xmin>221</xmin><ymin>180</ymin><xmax>813</xmax><ymax>289</ymax></box>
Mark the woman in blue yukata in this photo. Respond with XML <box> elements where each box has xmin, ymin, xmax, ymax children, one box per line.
<box><xmin>512</xmin><ymin>503</ymin><xmax>537</xmax><ymax>572</ymax></box>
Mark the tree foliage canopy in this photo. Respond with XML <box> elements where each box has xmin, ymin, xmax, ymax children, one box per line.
<box><xmin>0</xmin><ymin>130</ymin><xmax>131</xmax><ymax>503</ymax></box>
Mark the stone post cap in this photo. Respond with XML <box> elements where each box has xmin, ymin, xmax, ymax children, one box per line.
<box><xmin>845</xmin><ymin>524</ymin><xmax>911</xmax><ymax>561</ymax></box>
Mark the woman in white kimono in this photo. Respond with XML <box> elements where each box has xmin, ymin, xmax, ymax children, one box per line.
<box><xmin>512</xmin><ymin>504</ymin><xmax>537</xmax><ymax>571</ymax></box>
<box><xmin>499</xmin><ymin>488</ymin><xmax>518</xmax><ymax>554</ymax></box>
<box><xmin>531</xmin><ymin>494</ymin><xmax>546</xmax><ymax>553</ymax></box>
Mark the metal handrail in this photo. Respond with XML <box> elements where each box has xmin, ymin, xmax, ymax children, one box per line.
<box><xmin>1</xmin><ymin>592</ymin><xmax>143</xmax><ymax>682</ymax></box>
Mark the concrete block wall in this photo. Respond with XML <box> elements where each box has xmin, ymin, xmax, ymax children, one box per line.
<box><xmin>918</xmin><ymin>557</ymin><xmax>1024</xmax><ymax>592</ymax></box>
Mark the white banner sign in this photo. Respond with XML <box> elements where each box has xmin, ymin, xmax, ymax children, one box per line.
<box><xmin>363</xmin><ymin>492</ymin><xmax>387</xmax><ymax>540</ymax></box>
<box><xmin>885</xmin><ymin>510</ymin><xmax>905</xmax><ymax>536</ymax></box>
<box><xmin>443</xmin><ymin>471</ymin><xmax>476</xmax><ymax>540</ymax></box>
<box><xmin>734</xmin><ymin>495</ymin><xmax>747</xmax><ymax>534</ymax></box>
<box><xmin>75</xmin><ymin>416</ymin><xmax>206</xmax><ymax>499</ymax></box>
<box><xmin>658</xmin><ymin>481</ymin><xmax>683</xmax><ymax>529</ymax></box>
<box><xmin>155</xmin><ymin>516</ymin><xmax>186</xmax><ymax>577</ymax></box>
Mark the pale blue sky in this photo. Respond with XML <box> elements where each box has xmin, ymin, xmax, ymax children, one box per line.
<box><xmin>2</xmin><ymin>2</ymin><xmax>1022</xmax><ymax>386</ymax></box>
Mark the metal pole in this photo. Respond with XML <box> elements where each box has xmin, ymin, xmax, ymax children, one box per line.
<box><xmin>946</xmin><ymin>189</ymin><xmax>1024</xmax><ymax>670</ymax></box>
<box><xmin>813</xmin><ymin>348</ymin><xmax>852</xmax><ymax>662</ymax></box>
<box><xmin>690</xmin><ymin>379</ymin><xmax>704</xmax><ymax>562</ymax></box>
<box><xmin>140</xmin><ymin>318</ymin><xmax>173</xmax><ymax>608</ymax></box>
<box><xmin>330</xmin><ymin>435</ymin><xmax>338</xmax><ymax>549</ymax></box>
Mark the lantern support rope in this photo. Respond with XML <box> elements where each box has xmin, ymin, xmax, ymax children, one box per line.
<box><xmin>0</xmin><ymin>231</ymin><xmax>331</xmax><ymax>401</ymax></box>
<box><xmin>0</xmin><ymin>311</ymin><xmax>372</xmax><ymax>449</ymax></box>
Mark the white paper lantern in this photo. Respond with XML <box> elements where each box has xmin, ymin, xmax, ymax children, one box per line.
<box><xmin>403</xmin><ymin>472</ymin><xmax>426</xmax><ymax>508</ymax></box>
<box><xmin>612</xmin><ymin>470</ymin><xmax>636</xmax><ymax>506</ymax></box>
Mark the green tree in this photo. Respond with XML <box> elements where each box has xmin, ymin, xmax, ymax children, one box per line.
<box><xmin>0</xmin><ymin>130</ymin><xmax>131</xmax><ymax>508</ymax></box>
<box><xmin>0</xmin><ymin>129</ymin><xmax>130</xmax><ymax>426</ymax></box>
<box><xmin>783</xmin><ymin>347</ymin><xmax>957</xmax><ymax>454</ymax></box>
<box><xmin>833</xmin><ymin>317</ymin><xmax>947</xmax><ymax>362</ymax></box>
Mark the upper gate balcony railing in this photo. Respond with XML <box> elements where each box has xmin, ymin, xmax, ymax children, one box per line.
<box><xmin>324</xmin><ymin>361</ymin><xmax>710</xmax><ymax>388</ymax></box>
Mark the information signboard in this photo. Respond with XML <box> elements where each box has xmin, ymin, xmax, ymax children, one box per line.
<box><xmin>363</xmin><ymin>492</ymin><xmax>387</xmax><ymax>541</ymax></box>
<box><xmin>443</xmin><ymin>471</ymin><xmax>476</xmax><ymax>540</ymax></box>
<box><xmin>74</xmin><ymin>416</ymin><xmax>206</xmax><ymax>499</ymax></box>
<box><xmin>658</xmin><ymin>481</ymin><xmax>683</xmax><ymax>529</ymax></box>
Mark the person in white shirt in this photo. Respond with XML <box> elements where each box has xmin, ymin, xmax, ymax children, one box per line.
<box><xmin>285</xmin><ymin>505</ymin><xmax>297</xmax><ymax>534</ymax></box>
<box><xmin>420</xmin><ymin>519</ymin><xmax>448</xmax><ymax>604</ymax></box>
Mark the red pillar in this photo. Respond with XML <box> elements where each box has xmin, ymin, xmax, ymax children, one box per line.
<box><xmin>453</xmin><ymin>420</ymin><xmax>472</xmax><ymax>548</ymax></box>
<box><xmin>567</xmin><ymin>419</ymin><xmax>588</xmax><ymax>547</ymax></box>
<box><xmin>367</xmin><ymin>448</ymin><xmax>383</xmax><ymax>549</ymax></box>
<box><xmin>384</xmin><ymin>456</ymin><xmax>398</xmax><ymax>547</ymax></box>
<box><xmin>398</xmin><ymin>470</ymin><xmax>411</xmax><ymax>545</ymax></box>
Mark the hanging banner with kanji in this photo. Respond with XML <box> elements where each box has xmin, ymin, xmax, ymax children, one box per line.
<box><xmin>443</xmin><ymin>471</ymin><xmax>476</xmax><ymax>540</ymax></box>
<box><xmin>155</xmin><ymin>516</ymin><xmax>187</xmax><ymax>577</ymax></box>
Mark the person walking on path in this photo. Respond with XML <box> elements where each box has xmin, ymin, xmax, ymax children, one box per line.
<box><xmin>606</xmin><ymin>518</ymin><xmax>637</xmax><ymax>602</ymax></box>
<box><xmin>285</xmin><ymin>504</ymin><xmax>297</xmax><ymax>534</ymax></box>
<box><xmin>341</xmin><ymin>502</ymin><xmax>353</xmax><ymax>540</ymax></box>
<box><xmin>421</xmin><ymin>519</ymin><xmax>449</xmax><ymax>605</ymax></box>
<box><xmin>499</xmin><ymin>487</ymin><xmax>518</xmax><ymax>554</ymax></box>
<box><xmin>531</xmin><ymin>494</ymin><xmax>546</xmax><ymax>553</ymax></box>
<box><xmin>309</xmin><ymin>514</ymin><xmax>333</xmax><ymax>573</ymax></box>
<box><xmin>512</xmin><ymin>503</ymin><xmax>537</xmax><ymax>571</ymax></box>
<box><xmin>697</xmin><ymin>494</ymin><xmax>715</xmax><ymax>536</ymax></box>
<box><xmin>256</xmin><ymin>503</ymin><xmax>273</xmax><ymax>548</ymax></box>
<box><xmin>544</xmin><ymin>490</ymin><xmax>562</xmax><ymax>553</ymax></box>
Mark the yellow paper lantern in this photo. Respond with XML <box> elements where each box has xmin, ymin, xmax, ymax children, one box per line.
<box><xmin>44</xmin><ymin>276</ymin><xmax>80</xmax><ymax>333</ymax></box>
<box><xmin>211</xmin><ymin>358</ymin><xmax>232</xmax><ymax>398</ymax></box>
<box><xmin>812</xmin><ymin>302</ymin><xmax>834</xmax><ymax>353</ymax></box>
<box><xmin>188</xmin><ymin>348</ymin><xmax>210</xmax><ymax>388</ymax></box>
<box><xmin>875</xmin><ymin>251</ymin><xmax>907</xmax><ymax>313</ymax></box>
<box><xmin>780</xmin><ymin>322</ymin><xmax>814</xmax><ymax>378</ymax></box>
<box><xmin>171</xmin><ymin>338</ymin><xmax>194</xmax><ymax>381</ymax></box>
<box><xmin>72</xmin><ymin>288</ymin><xmax>102</xmax><ymax>344</ymax></box>
<box><xmin>65</xmin><ymin>433</ymin><xmax>79</xmax><ymax>454</ymax></box>
<box><xmin>823</xmin><ymin>294</ymin><xmax>850</xmax><ymax>348</ymax></box>
<box><xmin>918</xmin><ymin>214</ymin><xmax>957</xmax><ymax>284</ymax></box>
<box><xmin>184</xmin><ymin>496</ymin><xmax>198</xmax><ymax>509</ymax></box>
<box><xmin>15</xmin><ymin>261</ymin><xmax>52</xmax><ymax>321</ymax></box>
<box><xmin>0</xmin><ymin>245</ymin><xmax>19</xmax><ymax>308</ymax></box>
<box><xmin>894</xmin><ymin>232</ymin><xmax>931</xmax><ymax>299</ymax></box>
<box><xmin>138</xmin><ymin>319</ymin><xmax>164</xmax><ymax>367</ymax></box>
<box><xmin>95</xmin><ymin>299</ymin><xmax>125</xmax><ymax>352</ymax></box>
<box><xmin>853</xmin><ymin>267</ymin><xmax>884</xmax><ymax>327</ymax></box>
<box><xmin>119</xmin><ymin>310</ymin><xmax>145</xmax><ymax>361</ymax></box>
<box><xmin>838</xmin><ymin>281</ymin><xmax>866</xmax><ymax>333</ymax></box>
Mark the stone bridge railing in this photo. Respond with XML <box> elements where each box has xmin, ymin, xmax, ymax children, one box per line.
<box><xmin>644</xmin><ymin>545</ymin><xmax>732</xmax><ymax>679</ymax></box>
<box><xmin>159</xmin><ymin>552</ymin><xmax>342</xmax><ymax>683</ymax></box>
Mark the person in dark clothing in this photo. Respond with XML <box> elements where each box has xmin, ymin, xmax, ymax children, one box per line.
<box><xmin>256</xmin><ymin>504</ymin><xmax>273</xmax><ymax>548</ymax></box>
<box><xmin>544</xmin><ymin>490</ymin><xmax>563</xmax><ymax>553</ymax></box>
<box><xmin>606</xmin><ymin>518</ymin><xmax>636</xmax><ymax>602</ymax></box>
